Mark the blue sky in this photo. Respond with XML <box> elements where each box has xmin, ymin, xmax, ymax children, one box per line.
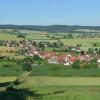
<box><xmin>0</xmin><ymin>0</ymin><xmax>100</xmax><ymax>26</ymax></box>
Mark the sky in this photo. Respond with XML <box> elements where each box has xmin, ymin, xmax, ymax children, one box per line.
<box><xmin>0</xmin><ymin>0</ymin><xmax>100</xmax><ymax>26</ymax></box>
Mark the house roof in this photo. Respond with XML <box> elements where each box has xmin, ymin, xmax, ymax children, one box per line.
<box><xmin>68</xmin><ymin>56</ymin><xmax>75</xmax><ymax>63</ymax></box>
<box><xmin>41</xmin><ymin>52</ymin><xmax>57</xmax><ymax>59</ymax></box>
<box><xmin>57</xmin><ymin>54</ymin><xmax>67</xmax><ymax>63</ymax></box>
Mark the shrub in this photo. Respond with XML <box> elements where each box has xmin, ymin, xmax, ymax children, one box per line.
<box><xmin>22</xmin><ymin>62</ymin><xmax>32</xmax><ymax>72</ymax></box>
<box><xmin>72</xmin><ymin>60</ymin><xmax>80</xmax><ymax>69</ymax></box>
<box><xmin>3</xmin><ymin>64</ymin><xmax>12</xmax><ymax>68</ymax></box>
<box><xmin>17</xmin><ymin>34</ymin><xmax>26</xmax><ymax>38</ymax></box>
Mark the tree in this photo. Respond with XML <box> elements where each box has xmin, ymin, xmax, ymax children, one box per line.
<box><xmin>90</xmin><ymin>58</ymin><xmax>98</xmax><ymax>68</ymax></box>
<box><xmin>52</xmin><ymin>42</ymin><xmax>59</xmax><ymax>48</ymax></box>
<box><xmin>67</xmin><ymin>34</ymin><xmax>73</xmax><ymax>39</ymax></box>
<box><xmin>88</xmin><ymin>48</ymin><xmax>92</xmax><ymax>53</ymax></box>
<box><xmin>72</xmin><ymin>60</ymin><xmax>80</xmax><ymax>69</ymax></box>
<box><xmin>99</xmin><ymin>48</ymin><xmax>100</xmax><ymax>54</ymax></box>
<box><xmin>77</xmin><ymin>44</ymin><xmax>82</xmax><ymax>47</ymax></box>
<box><xmin>93</xmin><ymin>43</ymin><xmax>97</xmax><ymax>47</ymax></box>
<box><xmin>77</xmin><ymin>44</ymin><xmax>80</xmax><ymax>47</ymax></box>
<box><xmin>22</xmin><ymin>62</ymin><xmax>32</xmax><ymax>72</ymax></box>
<box><xmin>17</xmin><ymin>34</ymin><xmax>26</xmax><ymax>38</ymax></box>
<box><xmin>39</xmin><ymin>42</ymin><xmax>45</xmax><ymax>51</ymax></box>
<box><xmin>60</xmin><ymin>42</ymin><xmax>64</xmax><ymax>47</ymax></box>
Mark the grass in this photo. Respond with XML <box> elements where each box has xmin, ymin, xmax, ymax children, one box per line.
<box><xmin>26</xmin><ymin>34</ymin><xmax>49</xmax><ymax>40</ymax></box>
<box><xmin>34</xmin><ymin>86</ymin><xmax>100</xmax><ymax>100</ymax></box>
<box><xmin>0</xmin><ymin>76</ymin><xmax>16</xmax><ymax>83</ymax></box>
<box><xmin>60</xmin><ymin>38</ymin><xmax>100</xmax><ymax>47</ymax></box>
<box><xmin>31</xmin><ymin>64</ymin><xmax>100</xmax><ymax>77</ymax></box>
<box><xmin>21</xmin><ymin>76</ymin><xmax>100</xmax><ymax>86</ymax></box>
<box><xmin>0</xmin><ymin>64</ymin><xmax>100</xmax><ymax>76</ymax></box>
<box><xmin>0</xmin><ymin>61</ymin><xmax>22</xmax><ymax>76</ymax></box>
<box><xmin>0</xmin><ymin>33</ymin><xmax>23</xmax><ymax>41</ymax></box>
<box><xmin>1</xmin><ymin>76</ymin><xmax>100</xmax><ymax>100</ymax></box>
<box><xmin>21</xmin><ymin>76</ymin><xmax>100</xmax><ymax>99</ymax></box>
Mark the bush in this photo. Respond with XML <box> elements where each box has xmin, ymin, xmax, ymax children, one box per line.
<box><xmin>83</xmin><ymin>63</ymin><xmax>98</xmax><ymax>69</ymax></box>
<box><xmin>17</xmin><ymin>34</ymin><xmax>26</xmax><ymax>38</ymax></box>
<box><xmin>83</xmin><ymin>64</ymin><xmax>91</xmax><ymax>69</ymax></box>
<box><xmin>22</xmin><ymin>62</ymin><xmax>32</xmax><ymax>72</ymax></box>
<box><xmin>72</xmin><ymin>60</ymin><xmax>80</xmax><ymax>69</ymax></box>
<box><xmin>3</xmin><ymin>64</ymin><xmax>12</xmax><ymax>68</ymax></box>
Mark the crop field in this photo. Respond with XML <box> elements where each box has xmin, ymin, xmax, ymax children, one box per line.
<box><xmin>60</xmin><ymin>38</ymin><xmax>100</xmax><ymax>47</ymax></box>
<box><xmin>0</xmin><ymin>33</ymin><xmax>23</xmax><ymax>41</ymax></box>
<box><xmin>0</xmin><ymin>30</ymin><xmax>100</xmax><ymax>100</ymax></box>
<box><xmin>26</xmin><ymin>34</ymin><xmax>49</xmax><ymax>40</ymax></box>
<box><xmin>0</xmin><ymin>46</ymin><xmax>19</xmax><ymax>52</ymax></box>
<box><xmin>20</xmin><ymin>76</ymin><xmax>100</xmax><ymax>100</ymax></box>
<box><xmin>1</xmin><ymin>64</ymin><xmax>100</xmax><ymax>76</ymax></box>
<box><xmin>0</xmin><ymin>76</ymin><xmax>16</xmax><ymax>83</ymax></box>
<box><xmin>21</xmin><ymin>76</ymin><xmax>100</xmax><ymax>87</ymax></box>
<box><xmin>0</xmin><ymin>76</ymin><xmax>100</xmax><ymax>100</ymax></box>
<box><xmin>0</xmin><ymin>46</ymin><xmax>24</xmax><ymax>59</ymax></box>
<box><xmin>0</xmin><ymin>31</ymin><xmax>100</xmax><ymax>48</ymax></box>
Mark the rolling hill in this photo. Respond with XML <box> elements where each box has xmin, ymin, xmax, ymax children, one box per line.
<box><xmin>0</xmin><ymin>25</ymin><xmax>100</xmax><ymax>33</ymax></box>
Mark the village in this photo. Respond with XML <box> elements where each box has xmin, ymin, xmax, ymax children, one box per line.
<box><xmin>0</xmin><ymin>39</ymin><xmax>100</xmax><ymax>68</ymax></box>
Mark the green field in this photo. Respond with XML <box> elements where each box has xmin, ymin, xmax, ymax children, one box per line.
<box><xmin>61</xmin><ymin>38</ymin><xmax>100</xmax><ymax>46</ymax></box>
<box><xmin>0</xmin><ymin>64</ymin><xmax>100</xmax><ymax>76</ymax></box>
<box><xmin>0</xmin><ymin>30</ymin><xmax>100</xmax><ymax>100</ymax></box>
<box><xmin>0</xmin><ymin>33</ymin><xmax>23</xmax><ymax>41</ymax></box>
<box><xmin>21</xmin><ymin>76</ymin><xmax>100</xmax><ymax>86</ymax></box>
<box><xmin>0</xmin><ymin>76</ymin><xmax>100</xmax><ymax>100</ymax></box>
<box><xmin>0</xmin><ymin>31</ymin><xmax>100</xmax><ymax>50</ymax></box>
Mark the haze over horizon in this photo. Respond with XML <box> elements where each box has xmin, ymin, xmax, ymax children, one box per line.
<box><xmin>0</xmin><ymin>0</ymin><xmax>100</xmax><ymax>26</ymax></box>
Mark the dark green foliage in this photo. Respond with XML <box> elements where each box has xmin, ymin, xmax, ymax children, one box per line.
<box><xmin>59</xmin><ymin>42</ymin><xmax>64</xmax><ymax>47</ymax></box>
<box><xmin>72</xmin><ymin>60</ymin><xmax>80</xmax><ymax>69</ymax></box>
<box><xmin>77</xmin><ymin>44</ymin><xmax>82</xmax><ymax>47</ymax></box>
<box><xmin>93</xmin><ymin>43</ymin><xmax>97</xmax><ymax>47</ymax></box>
<box><xmin>39</xmin><ymin>42</ymin><xmax>45</xmax><ymax>51</ymax></box>
<box><xmin>88</xmin><ymin>48</ymin><xmax>93</xmax><ymax>53</ymax></box>
<box><xmin>17</xmin><ymin>34</ymin><xmax>26</xmax><ymax>38</ymax></box>
<box><xmin>3</xmin><ymin>64</ymin><xmax>12</xmax><ymax>68</ymax></box>
<box><xmin>67</xmin><ymin>34</ymin><xmax>73</xmax><ymax>39</ymax></box>
<box><xmin>90</xmin><ymin>58</ymin><xmax>98</xmax><ymax>68</ymax></box>
<box><xmin>22</xmin><ymin>62</ymin><xmax>32</xmax><ymax>72</ymax></box>
<box><xmin>23</xmin><ymin>55</ymin><xmax>45</xmax><ymax>64</ymax></box>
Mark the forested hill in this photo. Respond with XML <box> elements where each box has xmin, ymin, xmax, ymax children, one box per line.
<box><xmin>0</xmin><ymin>25</ymin><xmax>100</xmax><ymax>33</ymax></box>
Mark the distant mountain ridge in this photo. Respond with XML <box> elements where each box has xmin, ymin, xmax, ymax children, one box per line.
<box><xmin>0</xmin><ymin>25</ymin><xmax>100</xmax><ymax>33</ymax></box>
